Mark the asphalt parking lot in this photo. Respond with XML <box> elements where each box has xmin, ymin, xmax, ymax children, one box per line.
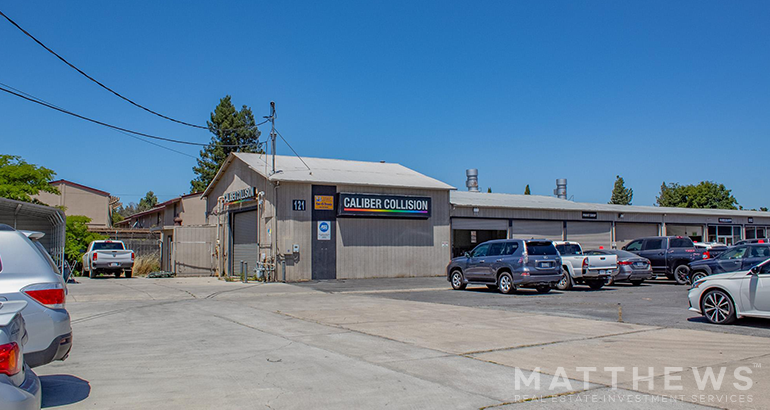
<box><xmin>34</xmin><ymin>276</ymin><xmax>770</xmax><ymax>410</ymax></box>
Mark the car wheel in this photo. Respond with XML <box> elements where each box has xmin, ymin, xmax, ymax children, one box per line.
<box><xmin>690</xmin><ymin>271</ymin><xmax>707</xmax><ymax>283</ymax></box>
<box><xmin>486</xmin><ymin>284</ymin><xmax>498</xmax><ymax>290</ymax></box>
<box><xmin>674</xmin><ymin>265</ymin><xmax>691</xmax><ymax>285</ymax></box>
<box><xmin>556</xmin><ymin>268</ymin><xmax>572</xmax><ymax>290</ymax></box>
<box><xmin>450</xmin><ymin>270</ymin><xmax>466</xmax><ymax>290</ymax></box>
<box><xmin>536</xmin><ymin>285</ymin><xmax>551</xmax><ymax>294</ymax></box>
<box><xmin>630</xmin><ymin>280</ymin><xmax>643</xmax><ymax>286</ymax></box>
<box><xmin>125</xmin><ymin>270</ymin><xmax>133</xmax><ymax>279</ymax></box>
<box><xmin>701</xmin><ymin>289</ymin><xmax>737</xmax><ymax>325</ymax></box>
<box><xmin>588</xmin><ymin>280</ymin><xmax>604</xmax><ymax>290</ymax></box>
<box><xmin>498</xmin><ymin>272</ymin><xmax>516</xmax><ymax>294</ymax></box>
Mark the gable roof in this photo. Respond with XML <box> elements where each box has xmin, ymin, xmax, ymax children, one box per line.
<box><xmin>202</xmin><ymin>153</ymin><xmax>454</xmax><ymax>197</ymax></box>
<box><xmin>50</xmin><ymin>179</ymin><xmax>110</xmax><ymax>197</ymax></box>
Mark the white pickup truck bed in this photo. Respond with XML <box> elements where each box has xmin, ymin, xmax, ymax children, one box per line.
<box><xmin>82</xmin><ymin>240</ymin><xmax>135</xmax><ymax>278</ymax></box>
<box><xmin>554</xmin><ymin>241</ymin><xmax>617</xmax><ymax>290</ymax></box>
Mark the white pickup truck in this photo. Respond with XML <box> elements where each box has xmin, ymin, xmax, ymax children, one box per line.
<box><xmin>554</xmin><ymin>241</ymin><xmax>617</xmax><ymax>290</ymax></box>
<box><xmin>81</xmin><ymin>240</ymin><xmax>135</xmax><ymax>279</ymax></box>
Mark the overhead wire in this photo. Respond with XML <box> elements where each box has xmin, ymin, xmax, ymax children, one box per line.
<box><xmin>275</xmin><ymin>128</ymin><xmax>311</xmax><ymax>170</ymax></box>
<box><xmin>0</xmin><ymin>10</ymin><xmax>260</xmax><ymax>134</ymax></box>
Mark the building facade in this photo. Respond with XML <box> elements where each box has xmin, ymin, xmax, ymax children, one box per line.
<box><xmin>34</xmin><ymin>180</ymin><xmax>111</xmax><ymax>227</ymax></box>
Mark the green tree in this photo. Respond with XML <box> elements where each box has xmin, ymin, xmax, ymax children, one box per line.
<box><xmin>656</xmin><ymin>181</ymin><xmax>738</xmax><ymax>209</ymax></box>
<box><xmin>609</xmin><ymin>175</ymin><xmax>633</xmax><ymax>205</ymax></box>
<box><xmin>0</xmin><ymin>154</ymin><xmax>59</xmax><ymax>203</ymax></box>
<box><xmin>65</xmin><ymin>215</ymin><xmax>107</xmax><ymax>270</ymax></box>
<box><xmin>138</xmin><ymin>191</ymin><xmax>158</xmax><ymax>212</ymax></box>
<box><xmin>190</xmin><ymin>96</ymin><xmax>261</xmax><ymax>193</ymax></box>
<box><xmin>111</xmin><ymin>212</ymin><xmax>125</xmax><ymax>225</ymax></box>
<box><xmin>487</xmin><ymin>187</ymin><xmax>492</xmax><ymax>193</ymax></box>
<box><xmin>524</xmin><ymin>185</ymin><xmax>531</xmax><ymax>195</ymax></box>
<box><xmin>761</xmin><ymin>207</ymin><xmax>768</xmax><ymax>212</ymax></box>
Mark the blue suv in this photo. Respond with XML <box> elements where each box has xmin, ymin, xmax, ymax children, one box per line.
<box><xmin>689</xmin><ymin>243</ymin><xmax>770</xmax><ymax>283</ymax></box>
<box><xmin>446</xmin><ymin>239</ymin><xmax>562</xmax><ymax>294</ymax></box>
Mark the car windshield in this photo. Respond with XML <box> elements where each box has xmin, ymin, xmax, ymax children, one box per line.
<box><xmin>720</xmin><ymin>247</ymin><xmax>747</xmax><ymax>260</ymax></box>
<box><xmin>92</xmin><ymin>242</ymin><xmax>125</xmax><ymax>251</ymax></box>
<box><xmin>555</xmin><ymin>244</ymin><xmax>582</xmax><ymax>255</ymax></box>
<box><xmin>527</xmin><ymin>242</ymin><xmax>558</xmax><ymax>255</ymax></box>
<box><xmin>670</xmin><ymin>238</ymin><xmax>694</xmax><ymax>248</ymax></box>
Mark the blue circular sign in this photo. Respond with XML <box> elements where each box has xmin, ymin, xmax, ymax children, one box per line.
<box><xmin>319</xmin><ymin>222</ymin><xmax>329</xmax><ymax>232</ymax></box>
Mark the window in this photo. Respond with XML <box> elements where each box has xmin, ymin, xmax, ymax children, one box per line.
<box><xmin>750</xmin><ymin>246</ymin><xmax>770</xmax><ymax>259</ymax></box>
<box><xmin>487</xmin><ymin>243</ymin><xmax>505</xmax><ymax>257</ymax></box>
<box><xmin>760</xmin><ymin>261</ymin><xmax>770</xmax><ymax>274</ymax></box>
<box><xmin>643</xmin><ymin>239</ymin><xmax>663</xmax><ymax>250</ymax></box>
<box><xmin>584</xmin><ymin>250</ymin><xmax>609</xmax><ymax>255</ymax></box>
<box><xmin>502</xmin><ymin>242</ymin><xmax>519</xmax><ymax>255</ymax></box>
<box><xmin>92</xmin><ymin>242</ymin><xmax>126</xmax><ymax>251</ymax></box>
<box><xmin>556</xmin><ymin>244</ymin><xmax>582</xmax><ymax>255</ymax></box>
<box><xmin>720</xmin><ymin>247</ymin><xmax>747</xmax><ymax>260</ymax></box>
<box><xmin>625</xmin><ymin>240</ymin><xmax>643</xmax><ymax>251</ymax></box>
<box><xmin>471</xmin><ymin>244</ymin><xmax>490</xmax><ymax>258</ymax></box>
<box><xmin>526</xmin><ymin>241</ymin><xmax>558</xmax><ymax>256</ymax></box>
<box><xmin>670</xmin><ymin>238</ymin><xmax>694</xmax><ymax>248</ymax></box>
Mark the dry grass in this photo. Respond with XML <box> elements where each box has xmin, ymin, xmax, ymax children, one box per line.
<box><xmin>132</xmin><ymin>253</ymin><xmax>160</xmax><ymax>277</ymax></box>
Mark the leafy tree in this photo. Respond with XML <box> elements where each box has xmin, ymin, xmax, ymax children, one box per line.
<box><xmin>609</xmin><ymin>175</ymin><xmax>633</xmax><ymax>205</ymax></box>
<box><xmin>524</xmin><ymin>185</ymin><xmax>531</xmax><ymax>195</ymax></box>
<box><xmin>111</xmin><ymin>212</ymin><xmax>125</xmax><ymax>225</ymax></box>
<box><xmin>190</xmin><ymin>96</ymin><xmax>261</xmax><ymax>193</ymax></box>
<box><xmin>761</xmin><ymin>207</ymin><xmax>768</xmax><ymax>212</ymax></box>
<box><xmin>487</xmin><ymin>187</ymin><xmax>492</xmax><ymax>193</ymax></box>
<box><xmin>138</xmin><ymin>191</ymin><xmax>158</xmax><ymax>212</ymax></box>
<box><xmin>656</xmin><ymin>181</ymin><xmax>738</xmax><ymax>209</ymax></box>
<box><xmin>65</xmin><ymin>215</ymin><xmax>107</xmax><ymax>270</ymax></box>
<box><xmin>0</xmin><ymin>154</ymin><xmax>59</xmax><ymax>203</ymax></box>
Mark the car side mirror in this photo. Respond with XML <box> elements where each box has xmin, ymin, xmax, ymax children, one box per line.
<box><xmin>464</xmin><ymin>252</ymin><xmax>471</xmax><ymax>258</ymax></box>
<box><xmin>750</xmin><ymin>266</ymin><xmax>760</xmax><ymax>275</ymax></box>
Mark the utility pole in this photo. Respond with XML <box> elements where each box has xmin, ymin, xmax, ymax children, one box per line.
<box><xmin>269</xmin><ymin>101</ymin><xmax>276</xmax><ymax>175</ymax></box>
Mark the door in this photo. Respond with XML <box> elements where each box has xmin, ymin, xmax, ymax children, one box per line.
<box><xmin>511</xmin><ymin>220</ymin><xmax>562</xmax><ymax>241</ymax></box>
<box><xmin>716</xmin><ymin>246</ymin><xmax>747</xmax><ymax>273</ymax></box>
<box><xmin>640</xmin><ymin>238</ymin><xmax>666</xmax><ymax>272</ymax></box>
<box><xmin>743</xmin><ymin>245</ymin><xmax>770</xmax><ymax>270</ymax></box>
<box><xmin>464</xmin><ymin>243</ymin><xmax>491</xmax><ymax>280</ymax></box>
<box><xmin>481</xmin><ymin>242</ymin><xmax>506</xmax><ymax>282</ymax></box>
<box><xmin>615</xmin><ymin>223</ymin><xmax>659</xmax><ymax>249</ymax></box>
<box><xmin>231</xmin><ymin>210</ymin><xmax>258</xmax><ymax>277</ymax></box>
<box><xmin>565</xmin><ymin>221</ymin><xmax>612</xmax><ymax>249</ymax></box>
<box><xmin>312</xmin><ymin>185</ymin><xmax>337</xmax><ymax>280</ymax></box>
<box><xmin>747</xmin><ymin>262</ymin><xmax>770</xmax><ymax>313</ymax></box>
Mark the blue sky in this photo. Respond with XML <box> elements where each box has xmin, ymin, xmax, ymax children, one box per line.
<box><xmin>1</xmin><ymin>1</ymin><xmax>768</xmax><ymax>207</ymax></box>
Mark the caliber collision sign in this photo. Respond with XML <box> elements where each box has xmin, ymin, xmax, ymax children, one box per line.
<box><xmin>338</xmin><ymin>193</ymin><xmax>431</xmax><ymax>219</ymax></box>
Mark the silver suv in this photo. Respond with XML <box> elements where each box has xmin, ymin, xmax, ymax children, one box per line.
<box><xmin>447</xmin><ymin>239</ymin><xmax>562</xmax><ymax>294</ymax></box>
<box><xmin>0</xmin><ymin>224</ymin><xmax>72</xmax><ymax>368</ymax></box>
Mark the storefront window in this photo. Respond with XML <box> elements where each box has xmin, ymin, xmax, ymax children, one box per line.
<box><xmin>708</xmin><ymin>225</ymin><xmax>742</xmax><ymax>245</ymax></box>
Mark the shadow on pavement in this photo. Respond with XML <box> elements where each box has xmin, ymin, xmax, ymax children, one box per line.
<box><xmin>687</xmin><ymin>315</ymin><xmax>770</xmax><ymax>330</ymax></box>
<box><xmin>41</xmin><ymin>374</ymin><xmax>91</xmax><ymax>408</ymax></box>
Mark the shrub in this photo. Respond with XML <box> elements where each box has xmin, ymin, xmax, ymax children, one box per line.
<box><xmin>132</xmin><ymin>253</ymin><xmax>160</xmax><ymax>277</ymax></box>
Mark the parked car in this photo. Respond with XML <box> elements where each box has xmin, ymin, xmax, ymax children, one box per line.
<box><xmin>688</xmin><ymin>259</ymin><xmax>770</xmax><ymax>324</ymax></box>
<box><xmin>0</xmin><ymin>224</ymin><xmax>72</xmax><ymax>368</ymax></box>
<box><xmin>622</xmin><ymin>236</ymin><xmax>705</xmax><ymax>285</ymax></box>
<box><xmin>0</xmin><ymin>300</ymin><xmax>41</xmax><ymax>410</ymax></box>
<box><xmin>693</xmin><ymin>242</ymin><xmax>728</xmax><ymax>259</ymax></box>
<box><xmin>688</xmin><ymin>244</ymin><xmax>770</xmax><ymax>283</ymax></box>
<box><xmin>584</xmin><ymin>249</ymin><xmax>653</xmax><ymax>286</ymax></box>
<box><xmin>734</xmin><ymin>238</ymin><xmax>769</xmax><ymax>246</ymax></box>
<box><xmin>447</xmin><ymin>239</ymin><xmax>562</xmax><ymax>294</ymax></box>
<box><xmin>553</xmin><ymin>241</ymin><xmax>617</xmax><ymax>290</ymax></box>
<box><xmin>81</xmin><ymin>240</ymin><xmax>135</xmax><ymax>278</ymax></box>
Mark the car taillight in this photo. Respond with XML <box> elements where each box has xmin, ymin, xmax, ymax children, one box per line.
<box><xmin>93</xmin><ymin>253</ymin><xmax>98</xmax><ymax>261</ymax></box>
<box><xmin>131</xmin><ymin>252</ymin><xmax>135</xmax><ymax>260</ymax></box>
<box><xmin>618</xmin><ymin>261</ymin><xmax>633</xmax><ymax>265</ymax></box>
<box><xmin>0</xmin><ymin>342</ymin><xmax>21</xmax><ymax>376</ymax></box>
<box><xmin>582</xmin><ymin>258</ymin><xmax>588</xmax><ymax>271</ymax></box>
<box><xmin>703</xmin><ymin>251</ymin><xmax>710</xmax><ymax>259</ymax></box>
<box><xmin>23</xmin><ymin>283</ymin><xmax>66</xmax><ymax>309</ymax></box>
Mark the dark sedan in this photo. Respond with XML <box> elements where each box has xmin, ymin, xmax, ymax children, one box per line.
<box><xmin>585</xmin><ymin>249</ymin><xmax>653</xmax><ymax>286</ymax></box>
<box><xmin>688</xmin><ymin>243</ymin><xmax>770</xmax><ymax>283</ymax></box>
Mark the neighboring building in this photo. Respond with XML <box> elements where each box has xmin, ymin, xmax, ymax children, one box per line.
<box><xmin>202</xmin><ymin>153</ymin><xmax>454</xmax><ymax>281</ymax></box>
<box><xmin>116</xmin><ymin>192</ymin><xmax>206</xmax><ymax>229</ymax></box>
<box><xmin>0</xmin><ymin>197</ymin><xmax>66</xmax><ymax>271</ymax></box>
<box><xmin>34</xmin><ymin>179</ymin><xmax>111</xmax><ymax>227</ymax></box>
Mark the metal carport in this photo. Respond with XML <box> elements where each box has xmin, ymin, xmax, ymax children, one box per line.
<box><xmin>0</xmin><ymin>197</ymin><xmax>66</xmax><ymax>271</ymax></box>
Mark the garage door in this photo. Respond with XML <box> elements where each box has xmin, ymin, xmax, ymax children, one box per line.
<box><xmin>232</xmin><ymin>210</ymin><xmax>258</xmax><ymax>277</ymax></box>
<box><xmin>566</xmin><ymin>221</ymin><xmax>612</xmax><ymax>250</ymax></box>
<box><xmin>511</xmin><ymin>220</ymin><xmax>562</xmax><ymax>241</ymax></box>
<box><xmin>615</xmin><ymin>223</ymin><xmax>659</xmax><ymax>248</ymax></box>
<box><xmin>452</xmin><ymin>218</ymin><xmax>508</xmax><ymax>230</ymax></box>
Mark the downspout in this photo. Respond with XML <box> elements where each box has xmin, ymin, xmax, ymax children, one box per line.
<box><xmin>273</xmin><ymin>181</ymin><xmax>281</xmax><ymax>282</ymax></box>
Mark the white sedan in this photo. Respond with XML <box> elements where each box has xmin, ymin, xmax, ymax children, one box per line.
<box><xmin>688</xmin><ymin>259</ymin><xmax>770</xmax><ymax>324</ymax></box>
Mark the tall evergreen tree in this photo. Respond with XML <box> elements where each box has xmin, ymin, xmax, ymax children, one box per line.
<box><xmin>609</xmin><ymin>176</ymin><xmax>633</xmax><ymax>205</ymax></box>
<box><xmin>138</xmin><ymin>191</ymin><xmax>158</xmax><ymax>211</ymax></box>
<box><xmin>524</xmin><ymin>185</ymin><xmax>531</xmax><ymax>195</ymax></box>
<box><xmin>190</xmin><ymin>96</ymin><xmax>261</xmax><ymax>193</ymax></box>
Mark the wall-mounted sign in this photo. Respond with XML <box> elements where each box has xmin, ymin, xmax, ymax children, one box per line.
<box><xmin>748</xmin><ymin>217</ymin><xmax>754</xmax><ymax>224</ymax></box>
<box><xmin>582</xmin><ymin>212</ymin><xmax>598</xmax><ymax>219</ymax></box>
<box><xmin>292</xmin><ymin>200</ymin><xmax>306</xmax><ymax>211</ymax></box>
<box><xmin>338</xmin><ymin>193</ymin><xmax>431</xmax><ymax>219</ymax></box>
<box><xmin>718</xmin><ymin>218</ymin><xmax>733</xmax><ymax>223</ymax></box>
<box><xmin>317</xmin><ymin>221</ymin><xmax>331</xmax><ymax>240</ymax></box>
<box><xmin>314</xmin><ymin>195</ymin><xmax>334</xmax><ymax>210</ymax></box>
<box><xmin>224</xmin><ymin>186</ymin><xmax>256</xmax><ymax>204</ymax></box>
<box><xmin>470</xmin><ymin>230</ymin><xmax>477</xmax><ymax>243</ymax></box>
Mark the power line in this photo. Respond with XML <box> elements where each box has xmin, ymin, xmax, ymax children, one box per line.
<box><xmin>0</xmin><ymin>83</ymin><xmax>258</xmax><ymax>148</ymax></box>
<box><xmin>275</xmin><ymin>128</ymin><xmax>311</xmax><ymax>170</ymax></box>
<box><xmin>0</xmin><ymin>10</ymin><xmax>262</xmax><ymax>134</ymax></box>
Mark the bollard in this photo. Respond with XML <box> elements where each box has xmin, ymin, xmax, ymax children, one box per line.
<box><xmin>240</xmin><ymin>260</ymin><xmax>244</xmax><ymax>282</ymax></box>
<box><xmin>243</xmin><ymin>262</ymin><xmax>248</xmax><ymax>283</ymax></box>
<box><xmin>617</xmin><ymin>303</ymin><xmax>623</xmax><ymax>323</ymax></box>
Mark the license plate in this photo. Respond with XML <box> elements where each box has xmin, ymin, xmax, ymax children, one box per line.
<box><xmin>538</xmin><ymin>262</ymin><xmax>552</xmax><ymax>268</ymax></box>
<box><xmin>599</xmin><ymin>270</ymin><xmax>608</xmax><ymax>275</ymax></box>
<box><xmin>110</xmin><ymin>262</ymin><xmax>120</xmax><ymax>267</ymax></box>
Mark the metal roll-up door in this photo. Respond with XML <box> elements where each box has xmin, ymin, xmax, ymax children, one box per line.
<box><xmin>511</xmin><ymin>220</ymin><xmax>562</xmax><ymax>241</ymax></box>
<box><xmin>566</xmin><ymin>221</ymin><xmax>612</xmax><ymax>249</ymax></box>
<box><xmin>232</xmin><ymin>210</ymin><xmax>258</xmax><ymax>277</ymax></box>
<box><xmin>452</xmin><ymin>218</ymin><xmax>508</xmax><ymax>230</ymax></box>
<box><xmin>615</xmin><ymin>223</ymin><xmax>659</xmax><ymax>248</ymax></box>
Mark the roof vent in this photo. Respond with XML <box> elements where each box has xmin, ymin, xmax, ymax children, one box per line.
<box><xmin>554</xmin><ymin>179</ymin><xmax>567</xmax><ymax>199</ymax></box>
<box><xmin>466</xmin><ymin>169</ymin><xmax>479</xmax><ymax>192</ymax></box>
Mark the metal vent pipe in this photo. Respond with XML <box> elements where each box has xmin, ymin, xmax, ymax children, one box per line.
<box><xmin>466</xmin><ymin>169</ymin><xmax>479</xmax><ymax>192</ymax></box>
<box><xmin>554</xmin><ymin>178</ymin><xmax>567</xmax><ymax>199</ymax></box>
